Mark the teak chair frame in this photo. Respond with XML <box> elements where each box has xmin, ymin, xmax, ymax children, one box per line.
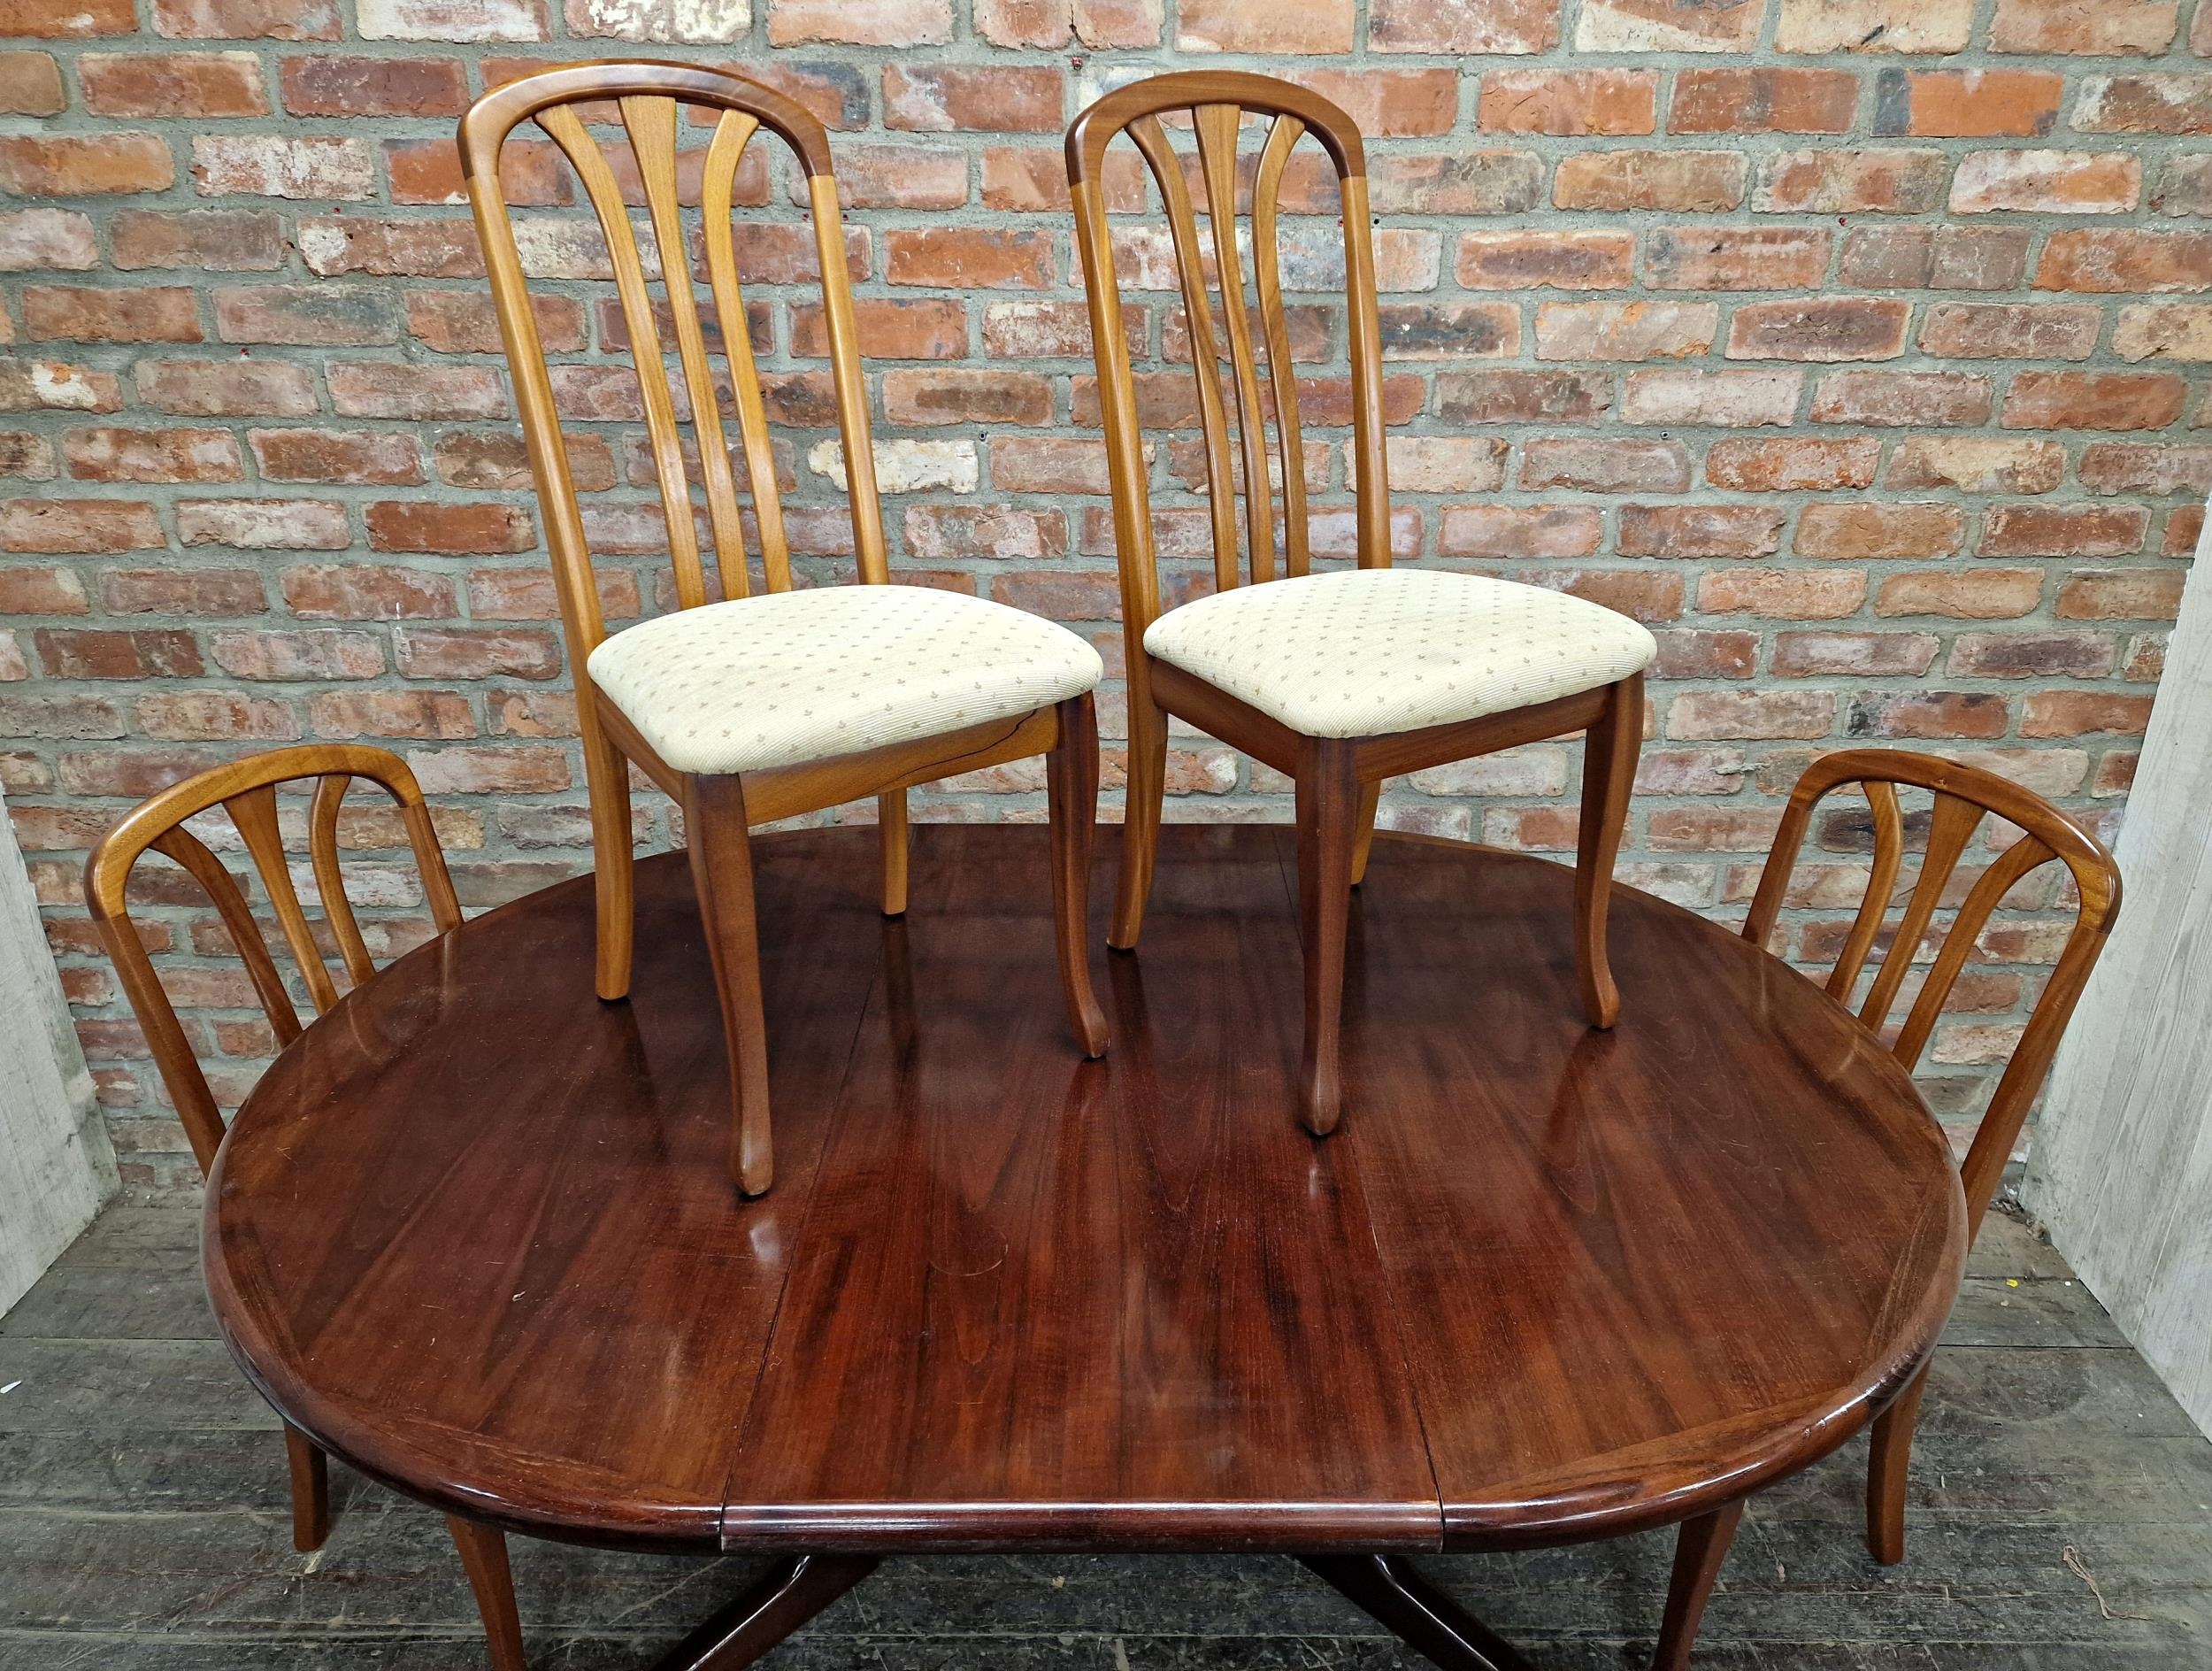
<box><xmin>461</xmin><ymin>62</ymin><xmax>1107</xmax><ymax>1201</ymax></box>
<box><xmin>1743</xmin><ymin>747</ymin><xmax>2123</xmax><ymax>1567</ymax></box>
<box><xmin>1066</xmin><ymin>71</ymin><xmax>1643</xmax><ymax>1136</ymax></box>
<box><xmin>81</xmin><ymin>743</ymin><xmax>465</xmax><ymax>1564</ymax></box>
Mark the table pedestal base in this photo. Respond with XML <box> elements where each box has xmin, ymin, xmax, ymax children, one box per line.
<box><xmin>645</xmin><ymin>1553</ymin><xmax>879</xmax><ymax>1671</ymax></box>
<box><xmin>1302</xmin><ymin>1554</ymin><xmax>1539</xmax><ymax>1671</ymax></box>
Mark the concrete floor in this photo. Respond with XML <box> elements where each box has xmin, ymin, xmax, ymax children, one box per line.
<box><xmin>2</xmin><ymin>1203</ymin><xmax>2208</xmax><ymax>1670</ymax></box>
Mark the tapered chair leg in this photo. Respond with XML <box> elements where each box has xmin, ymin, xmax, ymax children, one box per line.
<box><xmin>1867</xmin><ymin>1359</ymin><xmax>1931</xmax><ymax>1564</ymax></box>
<box><xmin>877</xmin><ymin>789</ymin><xmax>909</xmax><ymax>918</ymax></box>
<box><xmin>1653</xmin><ymin>1498</ymin><xmax>1745</xmax><ymax>1671</ymax></box>
<box><xmin>447</xmin><ymin>1513</ymin><xmax>529</xmax><ymax>1671</ymax></box>
<box><xmin>684</xmin><ymin>774</ymin><xmax>774</xmax><ymax>1197</ymax></box>
<box><xmin>1046</xmin><ymin>694</ymin><xmax>1110</xmax><ymax>1058</ymax></box>
<box><xmin>283</xmin><ymin>1422</ymin><xmax>330</xmax><ymax>1552</ymax></box>
<box><xmin>1349</xmin><ymin>781</ymin><xmax>1382</xmax><ymax>889</ymax></box>
<box><xmin>1573</xmin><ymin>672</ymin><xmax>1642</xmax><ymax>1030</ymax></box>
<box><xmin>1110</xmin><ymin>687</ymin><xmax>1168</xmax><ymax>951</ymax></box>
<box><xmin>1294</xmin><ymin>739</ymin><xmax>1363</xmax><ymax>1137</ymax></box>
<box><xmin>584</xmin><ymin>719</ymin><xmax>636</xmax><ymax>1003</ymax></box>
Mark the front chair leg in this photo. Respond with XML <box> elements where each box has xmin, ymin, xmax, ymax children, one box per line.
<box><xmin>1110</xmin><ymin>684</ymin><xmax>1168</xmax><ymax>951</ymax></box>
<box><xmin>1045</xmin><ymin>694</ymin><xmax>1110</xmax><ymax>1058</ymax></box>
<box><xmin>1349</xmin><ymin>781</ymin><xmax>1382</xmax><ymax>889</ymax></box>
<box><xmin>446</xmin><ymin>1513</ymin><xmax>528</xmax><ymax>1671</ymax></box>
<box><xmin>1653</xmin><ymin>1498</ymin><xmax>1745</xmax><ymax>1671</ymax></box>
<box><xmin>283</xmin><ymin>1422</ymin><xmax>330</xmax><ymax>1552</ymax></box>
<box><xmin>685</xmin><ymin>774</ymin><xmax>774</xmax><ymax>1197</ymax></box>
<box><xmin>1294</xmin><ymin>739</ymin><xmax>1363</xmax><ymax>1137</ymax></box>
<box><xmin>1867</xmin><ymin>1359</ymin><xmax>1931</xmax><ymax>1565</ymax></box>
<box><xmin>1573</xmin><ymin>672</ymin><xmax>1643</xmax><ymax>1029</ymax></box>
<box><xmin>877</xmin><ymin>789</ymin><xmax>909</xmax><ymax>918</ymax></box>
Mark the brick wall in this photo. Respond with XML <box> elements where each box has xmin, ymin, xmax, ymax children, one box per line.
<box><xmin>2</xmin><ymin>0</ymin><xmax>2207</xmax><ymax>1197</ymax></box>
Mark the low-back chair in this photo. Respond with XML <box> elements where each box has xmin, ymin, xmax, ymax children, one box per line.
<box><xmin>1743</xmin><ymin>747</ymin><xmax>2123</xmax><ymax>1565</ymax></box>
<box><xmin>461</xmin><ymin>63</ymin><xmax>1107</xmax><ymax>1199</ymax></box>
<box><xmin>1066</xmin><ymin>71</ymin><xmax>1655</xmax><ymax>1137</ymax></box>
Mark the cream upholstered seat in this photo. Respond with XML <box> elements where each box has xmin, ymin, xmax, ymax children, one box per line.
<box><xmin>588</xmin><ymin>582</ymin><xmax>1103</xmax><ymax>777</ymax></box>
<box><xmin>1142</xmin><ymin>567</ymin><xmax>1656</xmax><ymax>740</ymax></box>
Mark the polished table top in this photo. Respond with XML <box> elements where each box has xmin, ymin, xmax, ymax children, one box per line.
<box><xmin>204</xmin><ymin>824</ymin><xmax>1965</xmax><ymax>1557</ymax></box>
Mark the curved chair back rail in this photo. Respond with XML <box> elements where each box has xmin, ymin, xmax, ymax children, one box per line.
<box><xmin>1743</xmin><ymin>747</ymin><xmax>2122</xmax><ymax>1244</ymax></box>
<box><xmin>82</xmin><ymin>743</ymin><xmax>462</xmax><ymax>1174</ymax></box>
<box><xmin>458</xmin><ymin>58</ymin><xmax>887</xmax><ymax>679</ymax></box>
<box><xmin>1065</xmin><ymin>70</ymin><xmax>1391</xmax><ymax>625</ymax></box>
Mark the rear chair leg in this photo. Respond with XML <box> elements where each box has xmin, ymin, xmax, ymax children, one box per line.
<box><xmin>1294</xmin><ymin>739</ymin><xmax>1363</xmax><ymax>1137</ymax></box>
<box><xmin>1046</xmin><ymin>695</ymin><xmax>1110</xmax><ymax>1058</ymax></box>
<box><xmin>447</xmin><ymin>1514</ymin><xmax>529</xmax><ymax>1671</ymax></box>
<box><xmin>1573</xmin><ymin>673</ymin><xmax>1642</xmax><ymax>1029</ymax></box>
<box><xmin>585</xmin><ymin>718</ymin><xmax>637</xmax><ymax>1003</ymax></box>
<box><xmin>1867</xmin><ymin>1360</ymin><xmax>1931</xmax><ymax>1565</ymax></box>
<box><xmin>1110</xmin><ymin>685</ymin><xmax>1168</xmax><ymax>951</ymax></box>
<box><xmin>1349</xmin><ymin>781</ymin><xmax>1382</xmax><ymax>889</ymax></box>
<box><xmin>685</xmin><ymin>774</ymin><xmax>774</xmax><ymax>1197</ymax></box>
<box><xmin>877</xmin><ymin>789</ymin><xmax>909</xmax><ymax>918</ymax></box>
<box><xmin>283</xmin><ymin>1422</ymin><xmax>330</xmax><ymax>1552</ymax></box>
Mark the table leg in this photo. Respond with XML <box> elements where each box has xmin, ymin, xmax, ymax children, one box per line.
<box><xmin>1300</xmin><ymin>1553</ymin><xmax>1539</xmax><ymax>1671</ymax></box>
<box><xmin>648</xmin><ymin>1554</ymin><xmax>879</xmax><ymax>1671</ymax></box>
<box><xmin>1652</xmin><ymin>1498</ymin><xmax>1745</xmax><ymax>1671</ymax></box>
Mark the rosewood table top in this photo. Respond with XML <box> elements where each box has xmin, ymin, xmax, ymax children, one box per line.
<box><xmin>204</xmin><ymin>823</ymin><xmax>1965</xmax><ymax>1565</ymax></box>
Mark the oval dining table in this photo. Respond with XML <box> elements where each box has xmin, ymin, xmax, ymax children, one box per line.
<box><xmin>203</xmin><ymin>821</ymin><xmax>1967</xmax><ymax>1671</ymax></box>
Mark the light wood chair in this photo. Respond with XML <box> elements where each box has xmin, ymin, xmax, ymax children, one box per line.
<box><xmin>1066</xmin><ymin>71</ymin><xmax>1655</xmax><ymax>1136</ymax></box>
<box><xmin>462</xmin><ymin>63</ymin><xmax>1108</xmax><ymax>1197</ymax></box>
<box><xmin>81</xmin><ymin>744</ymin><xmax>463</xmax><ymax>1563</ymax></box>
<box><xmin>1743</xmin><ymin>747</ymin><xmax>2123</xmax><ymax>1567</ymax></box>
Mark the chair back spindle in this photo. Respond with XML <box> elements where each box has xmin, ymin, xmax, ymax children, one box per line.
<box><xmin>83</xmin><ymin>745</ymin><xmax>462</xmax><ymax>1174</ymax></box>
<box><xmin>1743</xmin><ymin>748</ymin><xmax>2122</xmax><ymax>1239</ymax></box>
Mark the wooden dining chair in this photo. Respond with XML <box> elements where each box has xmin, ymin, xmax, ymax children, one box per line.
<box><xmin>81</xmin><ymin>743</ymin><xmax>463</xmax><ymax>1561</ymax></box>
<box><xmin>461</xmin><ymin>63</ymin><xmax>1108</xmax><ymax>1197</ymax></box>
<box><xmin>1742</xmin><ymin>747</ymin><xmax>2123</xmax><ymax>1566</ymax></box>
<box><xmin>1066</xmin><ymin>71</ymin><xmax>1655</xmax><ymax>1137</ymax></box>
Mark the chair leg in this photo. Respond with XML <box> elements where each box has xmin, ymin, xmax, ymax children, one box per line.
<box><xmin>283</xmin><ymin>1422</ymin><xmax>330</xmax><ymax>1552</ymax></box>
<box><xmin>1652</xmin><ymin>1498</ymin><xmax>1745</xmax><ymax>1671</ymax></box>
<box><xmin>684</xmin><ymin>774</ymin><xmax>774</xmax><ymax>1197</ymax></box>
<box><xmin>1867</xmin><ymin>1359</ymin><xmax>1931</xmax><ymax>1565</ymax></box>
<box><xmin>1294</xmin><ymin>739</ymin><xmax>1363</xmax><ymax>1137</ymax></box>
<box><xmin>1046</xmin><ymin>694</ymin><xmax>1110</xmax><ymax>1058</ymax></box>
<box><xmin>877</xmin><ymin>789</ymin><xmax>909</xmax><ymax>918</ymax></box>
<box><xmin>1573</xmin><ymin>672</ymin><xmax>1642</xmax><ymax>1030</ymax></box>
<box><xmin>584</xmin><ymin>717</ymin><xmax>636</xmax><ymax>1003</ymax></box>
<box><xmin>1110</xmin><ymin>685</ymin><xmax>1168</xmax><ymax>951</ymax></box>
<box><xmin>446</xmin><ymin>1513</ymin><xmax>529</xmax><ymax>1671</ymax></box>
<box><xmin>1349</xmin><ymin>781</ymin><xmax>1382</xmax><ymax>889</ymax></box>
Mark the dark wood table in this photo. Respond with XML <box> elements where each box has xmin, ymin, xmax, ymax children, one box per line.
<box><xmin>204</xmin><ymin>824</ymin><xmax>1965</xmax><ymax>1670</ymax></box>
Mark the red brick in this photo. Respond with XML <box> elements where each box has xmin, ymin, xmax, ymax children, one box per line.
<box><xmin>1620</xmin><ymin>368</ymin><xmax>1801</xmax><ymax>427</ymax></box>
<box><xmin>1520</xmin><ymin>569</ymin><xmax>1683</xmax><ymax>622</ymax></box>
<box><xmin>1670</xmin><ymin>690</ymin><xmax>1835</xmax><ymax>741</ymax></box>
<box><xmin>1532</xmin><ymin>300</ymin><xmax>1714</xmax><ymax>361</ymax></box>
<box><xmin>134</xmin><ymin>358</ymin><xmax>314</xmax><ymax>418</ymax></box>
<box><xmin>1951</xmin><ymin>150</ymin><xmax>2141</xmax><ymax>214</ymax></box>
<box><xmin>2074</xmin><ymin>74</ymin><xmax>2212</xmax><ymax>135</ymax></box>
<box><xmin>1435</xmin><ymin>369</ymin><xmax>1610</xmax><ymax>425</ymax></box>
<box><xmin>0</xmin><ymin>498</ymin><xmax>162</xmax><ymax>552</ymax></box>
<box><xmin>1774</xmin><ymin>0</ymin><xmax>1971</xmax><ymax>52</ymax></box>
<box><xmin>63</xmin><ymin>427</ymin><xmax>242</xmax><ymax>483</ymax></box>
<box><xmin>110</xmin><ymin>209</ymin><xmax>287</xmax><ymax>272</ymax></box>
<box><xmin>2055</xmin><ymin>568</ymin><xmax>2187</xmax><ymax>619</ymax></box>
<box><xmin>385</xmin><ymin>136</ymin><xmax>567</xmax><ymax>207</ymax></box>
<box><xmin>1875</xmin><ymin>569</ymin><xmax>2043</xmax><ymax>618</ymax></box>
<box><xmin>1378</xmin><ymin>303</ymin><xmax>1522</xmax><ymax>360</ymax></box>
<box><xmin>134</xmin><ymin>691</ymin><xmax>298</xmax><ymax>740</ymax></box>
<box><xmin>1285</xmin><ymin>68</ymin><xmax>1458</xmax><ymax>137</ymax></box>
<box><xmin>151</xmin><ymin>0</ymin><xmax>341</xmax><ymax>36</ymax></box>
<box><xmin>327</xmin><ymin>361</ymin><xmax>503</xmax><ymax>420</ymax></box>
<box><xmin>2077</xmin><ymin>443</ymin><xmax>2212</xmax><ymax>496</ymax></box>
<box><xmin>882</xmin><ymin>64</ymin><xmax>1061</xmax><ymax>132</ymax></box>
<box><xmin>0</xmin><ymin>693</ymin><xmax>122</xmax><ymax>739</ymax></box>
<box><xmin>0</xmin><ymin>50</ymin><xmax>62</xmax><ymax>112</ymax></box>
<box><xmin>1520</xmin><ymin>437</ymin><xmax>1688</xmax><ymax>493</ymax></box>
<box><xmin>1617</xmin><ymin>504</ymin><xmax>1787</xmax><ymax>558</ymax></box>
<box><xmin>1699</xmin><ymin>567</ymin><xmax>1868</xmax><ymax>619</ymax></box>
<box><xmin>1848</xmin><ymin>692</ymin><xmax>2008</xmax><ymax>740</ymax></box>
<box><xmin>80</xmin><ymin>50</ymin><xmax>266</xmax><ymax>115</ymax></box>
<box><xmin>309</xmin><ymin>689</ymin><xmax>474</xmax><ymax>739</ymax></box>
<box><xmin>1555</xmin><ymin>150</ymin><xmax>1745</xmax><ymax>211</ymax></box>
<box><xmin>296</xmin><ymin>216</ymin><xmax>483</xmax><ymax>280</ymax></box>
<box><xmin>0</xmin><ymin>360</ymin><xmax>124</xmax><ymax>413</ymax></box>
<box><xmin>0</xmin><ymin>566</ymin><xmax>86</xmax><ymax>613</ymax></box>
<box><xmin>792</xmin><ymin>298</ymin><xmax>966</xmax><ymax>363</ymax></box>
<box><xmin>280</xmin><ymin>53</ymin><xmax>465</xmax><ymax>115</ymax></box>
<box><xmin>213</xmin><ymin>285</ymin><xmax>396</xmax><ymax>346</ymax></box>
<box><xmin>100</xmin><ymin>566</ymin><xmax>264</xmax><ymax>614</ymax></box>
<box><xmin>1670</xmin><ymin>68</ymin><xmax>1856</xmax><ymax>134</ymax></box>
<box><xmin>1990</xmin><ymin>0</ymin><xmax>2177</xmax><ymax>54</ymax></box>
<box><xmin>1982</xmin><ymin>503</ymin><xmax>2148</xmax><ymax>557</ymax></box>
<box><xmin>1839</xmin><ymin>226</ymin><xmax>2031</xmax><ymax>290</ymax></box>
<box><xmin>1947</xmin><ymin>631</ymin><xmax>2115</xmax><ymax>678</ymax></box>
<box><xmin>988</xmin><ymin>437</ymin><xmax>1114</xmax><ymax>495</ymax></box>
<box><xmin>2034</xmin><ymin>230</ymin><xmax>2212</xmax><ymax>294</ymax></box>
<box><xmin>972</xmin><ymin>0</ymin><xmax>1067</xmax><ymax>45</ymax></box>
<box><xmin>177</xmin><ymin>498</ymin><xmax>348</xmax><ymax>549</ymax></box>
<box><xmin>210</xmin><ymin>628</ymin><xmax>382</xmax><ymax>680</ymax></box>
<box><xmin>0</xmin><ymin>133</ymin><xmax>171</xmax><ymax>196</ymax></box>
<box><xmin>886</xmin><ymin>229</ymin><xmax>1052</xmax><ymax>291</ymax></box>
<box><xmin>1728</xmin><ymin>298</ymin><xmax>1909</xmax><ymax>362</ymax></box>
<box><xmin>1797</xmin><ymin>502</ymin><xmax>1964</xmax><ymax>559</ymax></box>
<box><xmin>1437</xmin><ymin>504</ymin><xmax>1603</xmax><ymax>558</ymax></box>
<box><xmin>357</xmin><ymin>0</ymin><xmax>545</xmax><ymax>39</ymax></box>
<box><xmin>1455</xmin><ymin>230</ymin><xmax>1632</xmax><ymax>291</ymax></box>
<box><xmin>1646</xmin><ymin>808</ymin><xmax>1786</xmax><ymax>852</ymax></box>
<box><xmin>1381</xmin><ymin>436</ymin><xmax>1509</xmax><ymax>493</ymax></box>
<box><xmin>1370</xmin><ymin>0</ymin><xmax>1558</xmax><ymax>52</ymax></box>
<box><xmin>1878</xmin><ymin>69</ymin><xmax>2062</xmax><ymax>137</ymax></box>
<box><xmin>1173</xmin><ymin>0</ymin><xmax>1352</xmax><ymax>49</ymax></box>
<box><xmin>1708</xmin><ymin>436</ymin><xmax>1879</xmax><ymax>490</ymax></box>
<box><xmin>0</xmin><ymin>208</ymin><xmax>96</xmax><ymax>271</ymax></box>
<box><xmin>1371</xmin><ymin>151</ymin><xmax>1546</xmax><ymax>215</ymax></box>
<box><xmin>1812</xmin><ymin>370</ymin><xmax>1992</xmax><ymax>427</ymax></box>
<box><xmin>2113</xmin><ymin>306</ymin><xmax>2212</xmax><ymax>363</ymax></box>
<box><xmin>902</xmin><ymin>505</ymin><xmax>1068</xmax><ymax>562</ymax></box>
<box><xmin>1645</xmin><ymin>227</ymin><xmax>1830</xmax><ymax>290</ymax></box>
<box><xmin>365</xmin><ymin>501</ymin><xmax>534</xmax><ymax>555</ymax></box>
<box><xmin>813</xmin><ymin>142</ymin><xmax>964</xmax><ymax>212</ymax></box>
<box><xmin>436</xmin><ymin>432</ymin><xmax>613</xmax><ymax>493</ymax></box>
<box><xmin>36</xmin><ymin>628</ymin><xmax>204</xmax><ymax>679</ymax></box>
<box><xmin>1654</xmin><ymin>632</ymin><xmax>1759</xmax><ymax>681</ymax></box>
<box><xmin>21</xmin><ymin>285</ymin><xmax>198</xmax><ymax>344</ymax></box>
<box><xmin>2154</xmin><ymin>155</ymin><xmax>2212</xmax><ymax>217</ymax></box>
<box><xmin>2002</xmin><ymin>371</ymin><xmax>2187</xmax><ymax>431</ymax></box>
<box><xmin>1918</xmin><ymin>304</ymin><xmax>2101</xmax><ymax>361</ymax></box>
<box><xmin>483</xmin><ymin>688</ymin><xmax>577</xmax><ymax>736</ymax></box>
<box><xmin>1479</xmin><ymin>68</ymin><xmax>1655</xmax><ymax>135</ymax></box>
<box><xmin>766</xmin><ymin>0</ymin><xmax>951</xmax><ymax>45</ymax></box>
<box><xmin>1887</xmin><ymin>437</ymin><xmax>2066</xmax><ymax>493</ymax></box>
<box><xmin>192</xmin><ymin>135</ymin><xmax>373</xmax><ymax>199</ymax></box>
<box><xmin>251</xmin><ymin>427</ymin><xmax>421</xmax><ymax>485</ymax></box>
<box><xmin>882</xmin><ymin>369</ymin><xmax>1052</xmax><ymax>427</ymax></box>
<box><xmin>282</xmin><ymin>563</ymin><xmax>457</xmax><ymax>620</ymax></box>
<box><xmin>1755</xmin><ymin>149</ymin><xmax>1947</xmax><ymax>213</ymax></box>
<box><xmin>2021</xmin><ymin>692</ymin><xmax>2155</xmax><ymax>738</ymax></box>
<box><xmin>1772</xmin><ymin>631</ymin><xmax>1939</xmax><ymax>677</ymax></box>
<box><xmin>0</xmin><ymin>434</ymin><xmax>54</xmax><ymax>480</ymax></box>
<box><xmin>406</xmin><ymin>745</ymin><xmax>568</xmax><ymax>796</ymax></box>
<box><xmin>408</xmin><ymin>289</ymin><xmax>584</xmax><ymax>355</ymax></box>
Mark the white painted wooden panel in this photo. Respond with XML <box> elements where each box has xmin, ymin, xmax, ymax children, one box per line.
<box><xmin>0</xmin><ymin>784</ymin><xmax>118</xmax><ymax>1317</ymax></box>
<box><xmin>2026</xmin><ymin>499</ymin><xmax>2212</xmax><ymax>1439</ymax></box>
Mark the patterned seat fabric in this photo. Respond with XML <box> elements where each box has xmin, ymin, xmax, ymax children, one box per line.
<box><xmin>1143</xmin><ymin>568</ymin><xmax>1656</xmax><ymax>741</ymax></box>
<box><xmin>588</xmin><ymin>585</ymin><xmax>1103</xmax><ymax>776</ymax></box>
